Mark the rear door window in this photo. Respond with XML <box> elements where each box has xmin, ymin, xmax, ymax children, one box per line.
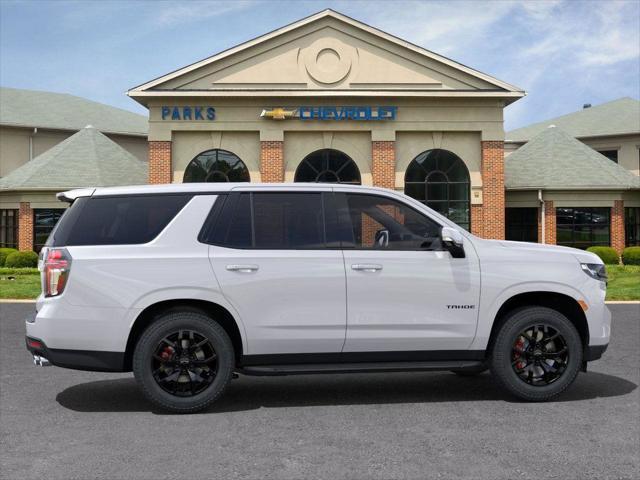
<box><xmin>206</xmin><ymin>192</ymin><xmax>327</xmax><ymax>249</ymax></box>
<box><xmin>51</xmin><ymin>194</ymin><xmax>192</xmax><ymax>246</ymax></box>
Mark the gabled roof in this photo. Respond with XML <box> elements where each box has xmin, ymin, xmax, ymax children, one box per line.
<box><xmin>507</xmin><ymin>97</ymin><xmax>640</xmax><ymax>142</ymax></box>
<box><xmin>0</xmin><ymin>87</ymin><xmax>147</xmax><ymax>136</ymax></box>
<box><xmin>505</xmin><ymin>126</ymin><xmax>640</xmax><ymax>190</ymax></box>
<box><xmin>128</xmin><ymin>9</ymin><xmax>524</xmax><ymax>101</ymax></box>
<box><xmin>0</xmin><ymin>126</ymin><xmax>147</xmax><ymax>191</ymax></box>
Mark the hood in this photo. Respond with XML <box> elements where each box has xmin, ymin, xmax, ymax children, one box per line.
<box><xmin>475</xmin><ymin>238</ymin><xmax>603</xmax><ymax>264</ymax></box>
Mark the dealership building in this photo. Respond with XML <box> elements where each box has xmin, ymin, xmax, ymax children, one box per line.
<box><xmin>1</xmin><ymin>9</ymin><xmax>639</xmax><ymax>252</ymax></box>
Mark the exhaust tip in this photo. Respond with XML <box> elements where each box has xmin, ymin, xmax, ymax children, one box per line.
<box><xmin>33</xmin><ymin>355</ymin><xmax>51</xmax><ymax>367</ymax></box>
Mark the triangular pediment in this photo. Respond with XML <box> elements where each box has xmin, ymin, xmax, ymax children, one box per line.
<box><xmin>129</xmin><ymin>10</ymin><xmax>523</xmax><ymax>99</ymax></box>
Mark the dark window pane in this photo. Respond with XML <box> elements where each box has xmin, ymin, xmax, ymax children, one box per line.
<box><xmin>224</xmin><ymin>193</ymin><xmax>252</xmax><ymax>248</ymax></box>
<box><xmin>404</xmin><ymin>183</ymin><xmax>426</xmax><ymax>201</ymax></box>
<box><xmin>0</xmin><ymin>209</ymin><xmax>18</xmax><ymax>248</ymax></box>
<box><xmin>338</xmin><ymin>193</ymin><xmax>441</xmax><ymax>251</ymax></box>
<box><xmin>404</xmin><ymin>149</ymin><xmax>470</xmax><ymax>229</ymax></box>
<box><xmin>183</xmin><ymin>149</ymin><xmax>250</xmax><ymax>183</ymax></box>
<box><xmin>505</xmin><ymin>208</ymin><xmax>539</xmax><ymax>242</ymax></box>
<box><xmin>52</xmin><ymin>196</ymin><xmax>192</xmax><ymax>246</ymax></box>
<box><xmin>426</xmin><ymin>182</ymin><xmax>447</xmax><ymax>201</ymax></box>
<box><xmin>626</xmin><ymin>207</ymin><xmax>640</xmax><ymax>246</ymax></box>
<box><xmin>598</xmin><ymin>150</ymin><xmax>618</xmax><ymax>163</ymax></box>
<box><xmin>33</xmin><ymin>209</ymin><xmax>65</xmax><ymax>252</ymax></box>
<box><xmin>554</xmin><ymin>207</ymin><xmax>611</xmax><ymax>249</ymax></box>
<box><xmin>295</xmin><ymin>149</ymin><xmax>361</xmax><ymax>185</ymax></box>
<box><xmin>253</xmin><ymin>193</ymin><xmax>325</xmax><ymax>249</ymax></box>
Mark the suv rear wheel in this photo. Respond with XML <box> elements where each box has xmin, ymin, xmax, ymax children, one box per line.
<box><xmin>133</xmin><ymin>310</ymin><xmax>234</xmax><ymax>413</ymax></box>
<box><xmin>490</xmin><ymin>306</ymin><xmax>583</xmax><ymax>401</ymax></box>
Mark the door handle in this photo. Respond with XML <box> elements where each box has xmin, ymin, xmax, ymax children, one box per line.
<box><xmin>351</xmin><ymin>264</ymin><xmax>383</xmax><ymax>272</ymax></box>
<box><xmin>226</xmin><ymin>264</ymin><xmax>259</xmax><ymax>273</ymax></box>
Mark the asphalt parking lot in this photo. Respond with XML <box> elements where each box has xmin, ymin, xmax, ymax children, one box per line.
<box><xmin>1</xmin><ymin>303</ymin><xmax>638</xmax><ymax>480</ymax></box>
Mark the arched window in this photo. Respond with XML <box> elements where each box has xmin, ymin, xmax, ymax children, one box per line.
<box><xmin>404</xmin><ymin>149</ymin><xmax>470</xmax><ymax>230</ymax></box>
<box><xmin>183</xmin><ymin>149</ymin><xmax>250</xmax><ymax>183</ymax></box>
<box><xmin>294</xmin><ymin>149</ymin><xmax>361</xmax><ymax>184</ymax></box>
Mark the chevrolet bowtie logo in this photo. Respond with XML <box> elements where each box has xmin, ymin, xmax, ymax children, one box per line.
<box><xmin>260</xmin><ymin>107</ymin><xmax>298</xmax><ymax>120</ymax></box>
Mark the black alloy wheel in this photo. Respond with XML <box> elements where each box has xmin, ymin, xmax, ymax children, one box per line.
<box><xmin>490</xmin><ymin>306</ymin><xmax>583</xmax><ymax>401</ymax></box>
<box><xmin>510</xmin><ymin>324</ymin><xmax>569</xmax><ymax>386</ymax></box>
<box><xmin>133</xmin><ymin>310</ymin><xmax>234</xmax><ymax>413</ymax></box>
<box><xmin>151</xmin><ymin>329</ymin><xmax>218</xmax><ymax>397</ymax></box>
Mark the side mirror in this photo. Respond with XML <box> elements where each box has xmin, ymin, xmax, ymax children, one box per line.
<box><xmin>441</xmin><ymin>226</ymin><xmax>465</xmax><ymax>258</ymax></box>
<box><xmin>374</xmin><ymin>229</ymin><xmax>390</xmax><ymax>248</ymax></box>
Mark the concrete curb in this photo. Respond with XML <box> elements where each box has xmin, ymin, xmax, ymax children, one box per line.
<box><xmin>0</xmin><ymin>299</ymin><xmax>36</xmax><ymax>303</ymax></box>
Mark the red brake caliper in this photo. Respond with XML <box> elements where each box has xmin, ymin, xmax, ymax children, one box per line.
<box><xmin>513</xmin><ymin>338</ymin><xmax>526</xmax><ymax>370</ymax></box>
<box><xmin>160</xmin><ymin>346</ymin><xmax>174</xmax><ymax>361</ymax></box>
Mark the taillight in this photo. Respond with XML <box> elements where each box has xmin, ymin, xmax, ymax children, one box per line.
<box><xmin>43</xmin><ymin>248</ymin><xmax>72</xmax><ymax>297</ymax></box>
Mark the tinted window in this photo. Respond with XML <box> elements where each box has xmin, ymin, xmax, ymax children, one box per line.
<box><xmin>52</xmin><ymin>195</ymin><xmax>192</xmax><ymax>246</ymax></box>
<box><xmin>34</xmin><ymin>209</ymin><xmax>65</xmax><ymax>252</ymax></box>
<box><xmin>336</xmin><ymin>193</ymin><xmax>441</xmax><ymax>250</ymax></box>
<box><xmin>253</xmin><ymin>193</ymin><xmax>324</xmax><ymax>249</ymax></box>
<box><xmin>556</xmin><ymin>207</ymin><xmax>610</xmax><ymax>249</ymax></box>
<box><xmin>208</xmin><ymin>192</ymin><xmax>326</xmax><ymax>249</ymax></box>
<box><xmin>505</xmin><ymin>208</ymin><xmax>538</xmax><ymax>242</ymax></box>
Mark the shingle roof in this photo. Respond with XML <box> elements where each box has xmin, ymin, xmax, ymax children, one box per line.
<box><xmin>505</xmin><ymin>126</ymin><xmax>640</xmax><ymax>190</ymax></box>
<box><xmin>0</xmin><ymin>87</ymin><xmax>147</xmax><ymax>136</ymax></box>
<box><xmin>506</xmin><ymin>97</ymin><xmax>640</xmax><ymax>142</ymax></box>
<box><xmin>0</xmin><ymin>126</ymin><xmax>147</xmax><ymax>190</ymax></box>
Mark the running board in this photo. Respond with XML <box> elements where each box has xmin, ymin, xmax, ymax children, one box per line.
<box><xmin>238</xmin><ymin>360</ymin><xmax>484</xmax><ymax>376</ymax></box>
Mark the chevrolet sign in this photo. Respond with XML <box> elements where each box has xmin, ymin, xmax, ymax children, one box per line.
<box><xmin>261</xmin><ymin>106</ymin><xmax>397</xmax><ymax>121</ymax></box>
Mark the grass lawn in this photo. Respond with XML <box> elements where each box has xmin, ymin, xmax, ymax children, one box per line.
<box><xmin>605</xmin><ymin>265</ymin><xmax>640</xmax><ymax>301</ymax></box>
<box><xmin>1</xmin><ymin>266</ymin><xmax>639</xmax><ymax>301</ymax></box>
<box><xmin>0</xmin><ymin>268</ymin><xmax>42</xmax><ymax>299</ymax></box>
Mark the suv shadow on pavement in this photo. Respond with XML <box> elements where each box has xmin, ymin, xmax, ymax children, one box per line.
<box><xmin>56</xmin><ymin>371</ymin><xmax>637</xmax><ymax>415</ymax></box>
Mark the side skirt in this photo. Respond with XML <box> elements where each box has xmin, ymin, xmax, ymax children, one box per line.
<box><xmin>237</xmin><ymin>350</ymin><xmax>486</xmax><ymax>376</ymax></box>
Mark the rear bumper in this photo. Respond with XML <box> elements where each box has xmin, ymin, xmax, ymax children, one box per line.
<box><xmin>25</xmin><ymin>336</ymin><xmax>126</xmax><ymax>372</ymax></box>
<box><xmin>585</xmin><ymin>343</ymin><xmax>608</xmax><ymax>362</ymax></box>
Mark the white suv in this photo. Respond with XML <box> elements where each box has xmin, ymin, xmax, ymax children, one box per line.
<box><xmin>26</xmin><ymin>183</ymin><xmax>610</xmax><ymax>412</ymax></box>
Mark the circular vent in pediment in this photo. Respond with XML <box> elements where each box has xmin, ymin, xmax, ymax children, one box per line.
<box><xmin>302</xmin><ymin>38</ymin><xmax>357</xmax><ymax>85</ymax></box>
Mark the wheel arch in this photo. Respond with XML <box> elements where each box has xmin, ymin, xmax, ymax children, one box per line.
<box><xmin>123</xmin><ymin>299</ymin><xmax>245</xmax><ymax>371</ymax></box>
<box><xmin>486</xmin><ymin>291</ymin><xmax>589</xmax><ymax>356</ymax></box>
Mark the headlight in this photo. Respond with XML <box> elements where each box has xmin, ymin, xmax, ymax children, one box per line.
<box><xmin>581</xmin><ymin>263</ymin><xmax>607</xmax><ymax>282</ymax></box>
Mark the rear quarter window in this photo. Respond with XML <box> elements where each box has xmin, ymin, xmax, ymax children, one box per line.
<box><xmin>51</xmin><ymin>194</ymin><xmax>192</xmax><ymax>246</ymax></box>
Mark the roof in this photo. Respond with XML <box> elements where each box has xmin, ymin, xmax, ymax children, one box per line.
<box><xmin>0</xmin><ymin>126</ymin><xmax>147</xmax><ymax>191</ymax></box>
<box><xmin>507</xmin><ymin>97</ymin><xmax>640</xmax><ymax>142</ymax></box>
<box><xmin>0</xmin><ymin>87</ymin><xmax>148</xmax><ymax>136</ymax></box>
<box><xmin>128</xmin><ymin>9</ymin><xmax>524</xmax><ymax>101</ymax></box>
<box><xmin>505</xmin><ymin>126</ymin><xmax>640</xmax><ymax>190</ymax></box>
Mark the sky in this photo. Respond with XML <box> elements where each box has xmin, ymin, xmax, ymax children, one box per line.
<box><xmin>1</xmin><ymin>0</ymin><xmax>639</xmax><ymax>131</ymax></box>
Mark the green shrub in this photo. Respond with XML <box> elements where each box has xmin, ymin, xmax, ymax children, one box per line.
<box><xmin>586</xmin><ymin>246</ymin><xmax>619</xmax><ymax>265</ymax></box>
<box><xmin>622</xmin><ymin>246</ymin><xmax>640</xmax><ymax>266</ymax></box>
<box><xmin>0</xmin><ymin>247</ymin><xmax>18</xmax><ymax>266</ymax></box>
<box><xmin>4</xmin><ymin>251</ymin><xmax>38</xmax><ymax>268</ymax></box>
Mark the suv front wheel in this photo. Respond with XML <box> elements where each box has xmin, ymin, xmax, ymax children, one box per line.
<box><xmin>490</xmin><ymin>306</ymin><xmax>583</xmax><ymax>401</ymax></box>
<box><xmin>133</xmin><ymin>310</ymin><xmax>235</xmax><ymax>413</ymax></box>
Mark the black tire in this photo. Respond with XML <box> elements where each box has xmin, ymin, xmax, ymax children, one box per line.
<box><xmin>133</xmin><ymin>309</ymin><xmax>234</xmax><ymax>413</ymax></box>
<box><xmin>451</xmin><ymin>364</ymin><xmax>489</xmax><ymax>376</ymax></box>
<box><xmin>490</xmin><ymin>306</ymin><xmax>583</xmax><ymax>401</ymax></box>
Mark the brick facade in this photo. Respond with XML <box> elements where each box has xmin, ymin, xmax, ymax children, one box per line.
<box><xmin>371</xmin><ymin>141</ymin><xmax>395</xmax><ymax>189</ymax></box>
<box><xmin>611</xmin><ymin>200</ymin><xmax>625</xmax><ymax>255</ymax></box>
<box><xmin>260</xmin><ymin>141</ymin><xmax>284</xmax><ymax>182</ymax></box>
<box><xmin>18</xmin><ymin>202</ymin><xmax>33</xmax><ymax>251</ymax></box>
<box><xmin>148</xmin><ymin>141</ymin><xmax>172</xmax><ymax>184</ymax></box>
<box><xmin>472</xmin><ymin>141</ymin><xmax>505</xmax><ymax>239</ymax></box>
<box><xmin>543</xmin><ymin>200</ymin><xmax>556</xmax><ymax>245</ymax></box>
<box><xmin>470</xmin><ymin>205</ymin><xmax>484</xmax><ymax>237</ymax></box>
